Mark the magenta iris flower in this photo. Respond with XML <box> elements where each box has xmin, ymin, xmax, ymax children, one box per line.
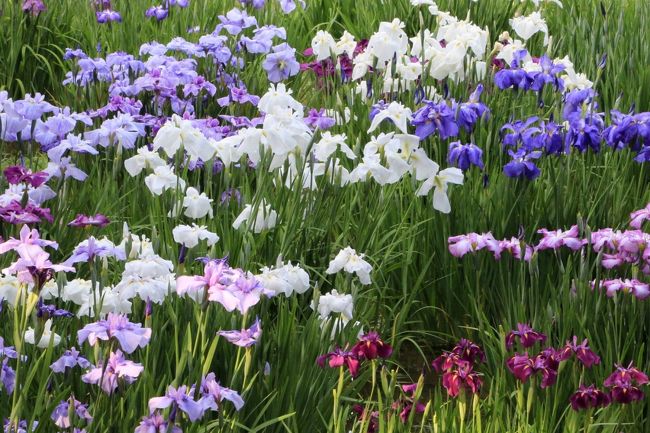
<box><xmin>217</xmin><ymin>317</ymin><xmax>261</xmax><ymax>347</ymax></box>
<box><xmin>317</xmin><ymin>347</ymin><xmax>361</xmax><ymax>377</ymax></box>
<box><xmin>432</xmin><ymin>339</ymin><xmax>485</xmax><ymax>398</ymax></box>
<box><xmin>2</xmin><ymin>246</ymin><xmax>73</xmax><ymax>287</ymax></box>
<box><xmin>505</xmin><ymin>324</ymin><xmax>547</xmax><ymax>350</ymax></box>
<box><xmin>440</xmin><ymin>361</ymin><xmax>483</xmax><ymax>397</ymax></box>
<box><xmin>595</xmin><ymin>278</ymin><xmax>650</xmax><ymax>300</ymax></box>
<box><xmin>630</xmin><ymin>203</ymin><xmax>650</xmax><ymax>229</ymax></box>
<box><xmin>559</xmin><ymin>337</ymin><xmax>601</xmax><ymax>368</ymax></box>
<box><xmin>536</xmin><ymin>225</ymin><xmax>586</xmax><ymax>251</ymax></box>
<box><xmin>570</xmin><ymin>385</ymin><xmax>611</xmax><ymax>411</ymax></box>
<box><xmin>67</xmin><ymin>213</ymin><xmax>110</xmax><ymax>228</ymax></box>
<box><xmin>447</xmin><ymin>232</ymin><xmax>502</xmax><ymax>258</ymax></box>
<box><xmin>3</xmin><ymin>166</ymin><xmax>48</xmax><ymax>188</ymax></box>
<box><xmin>77</xmin><ymin>313</ymin><xmax>151</xmax><ymax>354</ymax></box>
<box><xmin>50</xmin><ymin>347</ymin><xmax>92</xmax><ymax>373</ymax></box>
<box><xmin>604</xmin><ymin>363</ymin><xmax>648</xmax><ymax>404</ymax></box>
<box><xmin>0</xmin><ymin>225</ymin><xmax>58</xmax><ymax>256</ymax></box>
<box><xmin>81</xmin><ymin>350</ymin><xmax>143</xmax><ymax>394</ymax></box>
<box><xmin>352</xmin><ymin>331</ymin><xmax>393</xmax><ymax>360</ymax></box>
<box><xmin>148</xmin><ymin>385</ymin><xmax>208</xmax><ymax>422</ymax></box>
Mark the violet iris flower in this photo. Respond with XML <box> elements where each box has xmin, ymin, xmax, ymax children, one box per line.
<box><xmin>22</xmin><ymin>0</ymin><xmax>46</xmax><ymax>16</ymax></box>
<box><xmin>604</xmin><ymin>363</ymin><xmax>648</xmax><ymax>404</ymax></box>
<box><xmin>559</xmin><ymin>337</ymin><xmax>601</xmax><ymax>368</ymax></box>
<box><xmin>263</xmin><ymin>43</ymin><xmax>300</xmax><ymax>82</ymax></box>
<box><xmin>77</xmin><ymin>312</ymin><xmax>151</xmax><ymax>354</ymax></box>
<box><xmin>240</xmin><ymin>0</ymin><xmax>266</xmax><ymax>9</ymax></box>
<box><xmin>218</xmin><ymin>8</ymin><xmax>257</xmax><ymax>35</ymax></box>
<box><xmin>65</xmin><ymin>236</ymin><xmax>126</xmax><ymax>266</ymax></box>
<box><xmin>81</xmin><ymin>350</ymin><xmax>143</xmax><ymax>394</ymax></box>
<box><xmin>448</xmin><ymin>142</ymin><xmax>484</xmax><ymax>171</ymax></box>
<box><xmin>455</xmin><ymin>84</ymin><xmax>490</xmax><ymax>132</ymax></box>
<box><xmin>501</xmin><ymin>117</ymin><xmax>541</xmax><ymax>149</ymax></box>
<box><xmin>96</xmin><ymin>9</ymin><xmax>122</xmax><ymax>24</ymax></box>
<box><xmin>216</xmin><ymin>86</ymin><xmax>260</xmax><ymax>107</ymax></box>
<box><xmin>565</xmin><ymin>112</ymin><xmax>604</xmax><ymax>153</ymax></box>
<box><xmin>148</xmin><ymin>385</ymin><xmax>208</xmax><ymax>422</ymax></box>
<box><xmin>50</xmin><ymin>347</ymin><xmax>92</xmax><ymax>373</ymax></box>
<box><xmin>529</xmin><ymin>55</ymin><xmax>565</xmax><ymax>92</ymax></box>
<box><xmin>411</xmin><ymin>100</ymin><xmax>459</xmax><ymax>141</ymax></box>
<box><xmin>217</xmin><ymin>317</ymin><xmax>261</xmax><ymax>347</ymax></box>
<box><xmin>145</xmin><ymin>6</ymin><xmax>169</xmax><ymax>21</ymax></box>
<box><xmin>67</xmin><ymin>213</ymin><xmax>110</xmax><ymax>228</ymax></box>
<box><xmin>1</xmin><ymin>358</ymin><xmax>16</xmax><ymax>394</ymax></box>
<box><xmin>536</xmin><ymin>225</ymin><xmax>585</xmax><ymax>251</ymax></box>
<box><xmin>503</xmin><ymin>149</ymin><xmax>542</xmax><ymax>180</ymax></box>
<box><xmin>135</xmin><ymin>413</ymin><xmax>181</xmax><ymax>433</ymax></box>
<box><xmin>304</xmin><ymin>108</ymin><xmax>335</xmax><ymax>130</ymax></box>
<box><xmin>0</xmin><ymin>338</ymin><xmax>18</xmax><ymax>360</ymax></box>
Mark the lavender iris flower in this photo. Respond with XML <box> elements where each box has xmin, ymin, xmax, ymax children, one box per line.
<box><xmin>135</xmin><ymin>413</ymin><xmax>181</xmax><ymax>433</ymax></box>
<box><xmin>77</xmin><ymin>312</ymin><xmax>151</xmax><ymax>354</ymax></box>
<box><xmin>0</xmin><ymin>338</ymin><xmax>18</xmax><ymax>360</ymax></box>
<box><xmin>304</xmin><ymin>108</ymin><xmax>335</xmax><ymax>130</ymax></box>
<box><xmin>145</xmin><ymin>6</ymin><xmax>169</xmax><ymax>21</ymax></box>
<box><xmin>96</xmin><ymin>10</ymin><xmax>122</xmax><ymax>24</ymax></box>
<box><xmin>51</xmin><ymin>398</ymin><xmax>93</xmax><ymax>428</ymax></box>
<box><xmin>1</xmin><ymin>358</ymin><xmax>16</xmax><ymax>394</ymax></box>
<box><xmin>22</xmin><ymin>0</ymin><xmax>46</xmax><ymax>16</ymax></box>
<box><xmin>50</xmin><ymin>347</ymin><xmax>92</xmax><ymax>373</ymax></box>
<box><xmin>263</xmin><ymin>43</ymin><xmax>300</xmax><ymax>82</ymax></box>
<box><xmin>148</xmin><ymin>385</ymin><xmax>208</xmax><ymax>422</ymax></box>
<box><xmin>81</xmin><ymin>350</ymin><xmax>143</xmax><ymax>394</ymax></box>
<box><xmin>200</xmin><ymin>373</ymin><xmax>245</xmax><ymax>411</ymax></box>
<box><xmin>218</xmin><ymin>8</ymin><xmax>257</xmax><ymax>35</ymax></box>
<box><xmin>65</xmin><ymin>236</ymin><xmax>125</xmax><ymax>266</ymax></box>
<box><xmin>47</xmin><ymin>134</ymin><xmax>98</xmax><ymax>162</ymax></box>
<box><xmin>217</xmin><ymin>86</ymin><xmax>260</xmax><ymax>107</ymax></box>
<box><xmin>279</xmin><ymin>0</ymin><xmax>305</xmax><ymax>13</ymax></box>
<box><xmin>217</xmin><ymin>317</ymin><xmax>261</xmax><ymax>347</ymax></box>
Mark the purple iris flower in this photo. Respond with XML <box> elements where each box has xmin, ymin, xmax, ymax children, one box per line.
<box><xmin>536</xmin><ymin>225</ymin><xmax>586</xmax><ymax>251</ymax></box>
<box><xmin>455</xmin><ymin>84</ymin><xmax>490</xmax><ymax>132</ymax></box>
<box><xmin>200</xmin><ymin>373</ymin><xmax>245</xmax><ymax>411</ymax></box>
<box><xmin>494</xmin><ymin>68</ymin><xmax>531</xmax><ymax>91</ymax></box>
<box><xmin>3</xmin><ymin>166</ymin><xmax>48</xmax><ymax>187</ymax></box>
<box><xmin>96</xmin><ymin>9</ymin><xmax>122</xmax><ymax>24</ymax></box>
<box><xmin>63</xmin><ymin>48</ymin><xmax>87</xmax><ymax>61</ymax></box>
<box><xmin>33</xmin><ymin>114</ymin><xmax>77</xmax><ymax>149</ymax></box>
<box><xmin>604</xmin><ymin>363</ymin><xmax>648</xmax><ymax>404</ymax></box>
<box><xmin>217</xmin><ymin>86</ymin><xmax>260</xmax><ymax>107</ymax></box>
<box><xmin>218</xmin><ymin>8</ymin><xmax>257</xmax><ymax>35</ymax></box>
<box><xmin>411</xmin><ymin>100</ymin><xmax>459</xmax><ymax>141</ymax></box>
<box><xmin>167</xmin><ymin>0</ymin><xmax>189</xmax><ymax>7</ymax></box>
<box><xmin>67</xmin><ymin>213</ymin><xmax>110</xmax><ymax>228</ymax></box>
<box><xmin>279</xmin><ymin>0</ymin><xmax>305</xmax><ymax>13</ymax></box>
<box><xmin>539</xmin><ymin>120</ymin><xmax>566</xmax><ymax>154</ymax></box>
<box><xmin>562</xmin><ymin>88</ymin><xmax>597</xmax><ymax>120</ymax></box>
<box><xmin>77</xmin><ymin>312</ymin><xmax>152</xmax><ymax>354</ymax></box>
<box><xmin>2</xmin><ymin>419</ymin><xmax>38</xmax><ymax>433</ymax></box>
<box><xmin>220</xmin><ymin>188</ymin><xmax>242</xmax><ymax>205</ymax></box>
<box><xmin>135</xmin><ymin>413</ymin><xmax>181</xmax><ymax>433</ymax></box>
<box><xmin>65</xmin><ymin>236</ymin><xmax>126</xmax><ymax>266</ymax></box>
<box><xmin>263</xmin><ymin>43</ymin><xmax>300</xmax><ymax>82</ymax></box>
<box><xmin>503</xmin><ymin>149</ymin><xmax>542</xmax><ymax>180</ymax></box>
<box><xmin>501</xmin><ymin>117</ymin><xmax>541</xmax><ymax>149</ymax></box>
<box><xmin>0</xmin><ymin>338</ymin><xmax>18</xmax><ymax>360</ymax></box>
<box><xmin>148</xmin><ymin>385</ymin><xmax>208</xmax><ymax>422</ymax></box>
<box><xmin>217</xmin><ymin>317</ymin><xmax>261</xmax><ymax>347</ymax></box>
<box><xmin>558</xmin><ymin>337</ymin><xmax>601</xmax><ymax>368</ymax></box>
<box><xmin>1</xmin><ymin>358</ymin><xmax>16</xmax><ymax>394</ymax></box>
<box><xmin>81</xmin><ymin>350</ymin><xmax>143</xmax><ymax>394</ymax></box>
<box><xmin>448</xmin><ymin>142</ymin><xmax>484</xmax><ymax>171</ymax></box>
<box><xmin>22</xmin><ymin>0</ymin><xmax>46</xmax><ymax>16</ymax></box>
<box><xmin>604</xmin><ymin>110</ymin><xmax>648</xmax><ymax>151</ymax></box>
<box><xmin>565</xmin><ymin>112</ymin><xmax>604</xmax><ymax>153</ymax></box>
<box><xmin>240</xmin><ymin>0</ymin><xmax>265</xmax><ymax>8</ymax></box>
<box><xmin>529</xmin><ymin>55</ymin><xmax>565</xmax><ymax>92</ymax></box>
<box><xmin>570</xmin><ymin>385</ymin><xmax>611</xmax><ymax>411</ymax></box>
<box><xmin>47</xmin><ymin>134</ymin><xmax>98</xmax><ymax>162</ymax></box>
<box><xmin>304</xmin><ymin>108</ymin><xmax>335</xmax><ymax>130</ymax></box>
<box><xmin>0</xmin><ymin>201</ymin><xmax>54</xmax><ymax>225</ymax></box>
<box><xmin>13</xmin><ymin>93</ymin><xmax>56</xmax><ymax>121</ymax></box>
<box><xmin>505</xmin><ymin>324</ymin><xmax>547</xmax><ymax>350</ymax></box>
<box><xmin>51</xmin><ymin>398</ymin><xmax>93</xmax><ymax>428</ymax></box>
<box><xmin>145</xmin><ymin>6</ymin><xmax>168</xmax><ymax>21</ymax></box>
<box><xmin>50</xmin><ymin>347</ymin><xmax>92</xmax><ymax>373</ymax></box>
<box><xmin>36</xmin><ymin>300</ymin><xmax>73</xmax><ymax>319</ymax></box>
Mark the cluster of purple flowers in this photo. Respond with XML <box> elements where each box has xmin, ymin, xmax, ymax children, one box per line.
<box><xmin>432</xmin><ymin>339</ymin><xmax>484</xmax><ymax>398</ymax></box>
<box><xmin>495</xmin><ymin>51</ymin><xmax>565</xmax><ymax>93</ymax></box>
<box><xmin>506</xmin><ymin>324</ymin><xmax>600</xmax><ymax>390</ymax></box>
<box><xmin>21</xmin><ymin>0</ymin><xmax>46</xmax><ymax>16</ymax></box>
<box><xmin>317</xmin><ymin>331</ymin><xmax>393</xmax><ymax>377</ymax></box>
<box><xmin>0</xmin><ymin>338</ymin><xmax>18</xmax><ymax>395</ymax></box>
<box><xmin>569</xmin><ymin>363</ymin><xmax>648</xmax><ymax>411</ymax></box>
<box><xmin>136</xmin><ymin>373</ymin><xmax>243</xmax><ymax>430</ymax></box>
<box><xmin>411</xmin><ymin>84</ymin><xmax>490</xmax><ymax>142</ymax></box>
<box><xmin>301</xmin><ymin>39</ymin><xmax>369</xmax><ymax>85</ymax></box>
<box><xmin>51</xmin><ymin>397</ymin><xmax>93</xmax><ymax>430</ymax></box>
<box><xmin>498</xmin><ymin>86</ymin><xmax>649</xmax><ymax>180</ymax></box>
<box><xmin>0</xmin><ymin>165</ymin><xmax>54</xmax><ymax>225</ymax></box>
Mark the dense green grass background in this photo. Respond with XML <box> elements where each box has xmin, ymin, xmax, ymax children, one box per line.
<box><xmin>1</xmin><ymin>0</ymin><xmax>649</xmax><ymax>432</ymax></box>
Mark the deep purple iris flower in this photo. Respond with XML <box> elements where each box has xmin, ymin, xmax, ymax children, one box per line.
<box><xmin>217</xmin><ymin>317</ymin><xmax>261</xmax><ymax>347</ymax></box>
<box><xmin>36</xmin><ymin>300</ymin><xmax>73</xmax><ymax>319</ymax></box>
<box><xmin>3</xmin><ymin>166</ymin><xmax>48</xmax><ymax>188</ymax></box>
<box><xmin>570</xmin><ymin>385</ymin><xmax>611</xmax><ymax>411</ymax></box>
<box><xmin>529</xmin><ymin>55</ymin><xmax>565</xmax><ymax>92</ymax></box>
<box><xmin>505</xmin><ymin>324</ymin><xmax>547</xmax><ymax>350</ymax></box>
<box><xmin>448</xmin><ymin>142</ymin><xmax>484</xmax><ymax>171</ymax></box>
<box><xmin>411</xmin><ymin>100</ymin><xmax>459</xmax><ymax>141</ymax></box>
<box><xmin>565</xmin><ymin>112</ymin><xmax>604</xmax><ymax>153</ymax></box>
<box><xmin>501</xmin><ymin>117</ymin><xmax>541</xmax><ymax>149</ymax></box>
<box><xmin>562</xmin><ymin>89</ymin><xmax>597</xmax><ymax>120</ymax></box>
<box><xmin>558</xmin><ymin>337</ymin><xmax>601</xmax><ymax>368</ymax></box>
<box><xmin>604</xmin><ymin>110</ymin><xmax>649</xmax><ymax>151</ymax></box>
<box><xmin>77</xmin><ymin>312</ymin><xmax>151</xmax><ymax>354</ymax></box>
<box><xmin>67</xmin><ymin>213</ymin><xmax>110</xmax><ymax>228</ymax></box>
<box><xmin>351</xmin><ymin>331</ymin><xmax>393</xmax><ymax>360</ymax></box>
<box><xmin>494</xmin><ymin>68</ymin><xmax>531</xmax><ymax>91</ymax></box>
<box><xmin>503</xmin><ymin>149</ymin><xmax>542</xmax><ymax>180</ymax></box>
<box><xmin>455</xmin><ymin>84</ymin><xmax>490</xmax><ymax>132</ymax></box>
<box><xmin>603</xmin><ymin>363</ymin><xmax>648</xmax><ymax>404</ymax></box>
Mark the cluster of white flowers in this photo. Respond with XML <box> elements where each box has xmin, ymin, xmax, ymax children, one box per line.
<box><xmin>256</xmin><ymin>258</ymin><xmax>310</xmax><ymax>297</ymax></box>
<box><xmin>326</xmin><ymin>246</ymin><xmax>373</xmax><ymax>285</ymax></box>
